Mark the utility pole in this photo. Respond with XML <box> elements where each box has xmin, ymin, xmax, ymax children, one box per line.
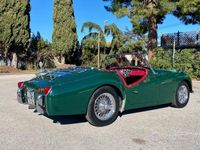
<box><xmin>172</xmin><ymin>39</ymin><xmax>176</xmax><ymax>68</ymax></box>
<box><xmin>97</xmin><ymin>32</ymin><xmax>100</xmax><ymax>68</ymax></box>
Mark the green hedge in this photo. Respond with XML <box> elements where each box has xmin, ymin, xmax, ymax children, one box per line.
<box><xmin>151</xmin><ymin>48</ymin><xmax>200</xmax><ymax>79</ymax></box>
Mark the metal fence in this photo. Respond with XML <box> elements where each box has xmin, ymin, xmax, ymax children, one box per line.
<box><xmin>161</xmin><ymin>30</ymin><xmax>200</xmax><ymax>49</ymax></box>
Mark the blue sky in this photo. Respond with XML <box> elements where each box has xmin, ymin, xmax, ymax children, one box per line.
<box><xmin>30</xmin><ymin>0</ymin><xmax>200</xmax><ymax>43</ymax></box>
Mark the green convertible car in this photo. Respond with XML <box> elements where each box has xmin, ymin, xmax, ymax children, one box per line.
<box><xmin>17</xmin><ymin>53</ymin><xmax>193</xmax><ymax>126</ymax></box>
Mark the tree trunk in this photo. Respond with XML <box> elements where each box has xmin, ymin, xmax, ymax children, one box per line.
<box><xmin>4</xmin><ymin>47</ymin><xmax>9</xmax><ymax>65</ymax></box>
<box><xmin>147</xmin><ymin>15</ymin><xmax>157</xmax><ymax>62</ymax></box>
<box><xmin>59</xmin><ymin>51</ymin><xmax>62</xmax><ymax>63</ymax></box>
<box><xmin>11</xmin><ymin>53</ymin><xmax>17</xmax><ymax>68</ymax></box>
<box><xmin>61</xmin><ymin>56</ymin><xmax>65</xmax><ymax>64</ymax></box>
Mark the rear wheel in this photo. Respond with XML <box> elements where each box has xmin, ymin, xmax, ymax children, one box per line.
<box><xmin>86</xmin><ymin>86</ymin><xmax>120</xmax><ymax>127</ymax></box>
<box><xmin>172</xmin><ymin>81</ymin><xmax>190</xmax><ymax>108</ymax></box>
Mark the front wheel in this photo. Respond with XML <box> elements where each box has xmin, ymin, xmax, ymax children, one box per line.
<box><xmin>86</xmin><ymin>86</ymin><xmax>120</xmax><ymax>127</ymax></box>
<box><xmin>172</xmin><ymin>81</ymin><xmax>190</xmax><ymax>108</ymax></box>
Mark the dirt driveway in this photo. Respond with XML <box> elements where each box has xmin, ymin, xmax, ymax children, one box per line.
<box><xmin>0</xmin><ymin>74</ymin><xmax>200</xmax><ymax>150</ymax></box>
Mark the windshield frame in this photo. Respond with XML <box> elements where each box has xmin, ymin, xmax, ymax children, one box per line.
<box><xmin>104</xmin><ymin>53</ymin><xmax>156</xmax><ymax>74</ymax></box>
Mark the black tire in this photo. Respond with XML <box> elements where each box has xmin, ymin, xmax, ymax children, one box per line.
<box><xmin>172</xmin><ymin>81</ymin><xmax>190</xmax><ymax>108</ymax></box>
<box><xmin>86</xmin><ymin>86</ymin><xmax>120</xmax><ymax>127</ymax></box>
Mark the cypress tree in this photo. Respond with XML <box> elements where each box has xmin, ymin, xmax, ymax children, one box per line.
<box><xmin>52</xmin><ymin>0</ymin><xmax>78</xmax><ymax>64</ymax></box>
<box><xmin>0</xmin><ymin>0</ymin><xmax>30</xmax><ymax>67</ymax></box>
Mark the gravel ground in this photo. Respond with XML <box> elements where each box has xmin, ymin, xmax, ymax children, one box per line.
<box><xmin>0</xmin><ymin>74</ymin><xmax>200</xmax><ymax>150</ymax></box>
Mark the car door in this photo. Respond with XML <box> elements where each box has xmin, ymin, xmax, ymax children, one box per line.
<box><xmin>154</xmin><ymin>69</ymin><xmax>177</xmax><ymax>105</ymax></box>
<box><xmin>125</xmin><ymin>69</ymin><xmax>159</xmax><ymax>110</ymax></box>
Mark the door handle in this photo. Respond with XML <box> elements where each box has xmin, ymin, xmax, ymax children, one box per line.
<box><xmin>132</xmin><ymin>91</ymin><xmax>139</xmax><ymax>94</ymax></box>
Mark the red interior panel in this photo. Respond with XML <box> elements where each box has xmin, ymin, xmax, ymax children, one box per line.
<box><xmin>129</xmin><ymin>69</ymin><xmax>146</xmax><ymax>76</ymax></box>
<box><xmin>107</xmin><ymin>66</ymin><xmax>148</xmax><ymax>88</ymax></box>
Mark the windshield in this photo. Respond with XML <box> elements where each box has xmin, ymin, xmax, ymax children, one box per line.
<box><xmin>103</xmin><ymin>53</ymin><xmax>149</xmax><ymax>69</ymax></box>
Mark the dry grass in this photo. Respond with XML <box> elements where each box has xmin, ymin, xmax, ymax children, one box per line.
<box><xmin>0</xmin><ymin>64</ymin><xmax>75</xmax><ymax>74</ymax></box>
<box><xmin>0</xmin><ymin>66</ymin><xmax>36</xmax><ymax>74</ymax></box>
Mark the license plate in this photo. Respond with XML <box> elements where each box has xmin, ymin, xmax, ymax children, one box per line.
<box><xmin>27</xmin><ymin>88</ymin><xmax>35</xmax><ymax>106</ymax></box>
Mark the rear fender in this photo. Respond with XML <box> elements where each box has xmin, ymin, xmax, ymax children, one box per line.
<box><xmin>88</xmin><ymin>80</ymin><xmax>126</xmax><ymax>113</ymax></box>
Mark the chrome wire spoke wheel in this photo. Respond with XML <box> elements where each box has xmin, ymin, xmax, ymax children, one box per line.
<box><xmin>177</xmin><ymin>85</ymin><xmax>188</xmax><ymax>104</ymax></box>
<box><xmin>94</xmin><ymin>93</ymin><xmax>116</xmax><ymax>121</ymax></box>
<box><xmin>86</xmin><ymin>86</ymin><xmax>119</xmax><ymax>126</ymax></box>
<box><xmin>172</xmin><ymin>81</ymin><xmax>190</xmax><ymax>108</ymax></box>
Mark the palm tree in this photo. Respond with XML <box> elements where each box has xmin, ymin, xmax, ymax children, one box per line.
<box><xmin>81</xmin><ymin>22</ymin><xmax>106</xmax><ymax>67</ymax></box>
<box><xmin>104</xmin><ymin>23</ymin><xmax>124</xmax><ymax>54</ymax></box>
<box><xmin>81</xmin><ymin>22</ymin><xmax>125</xmax><ymax>67</ymax></box>
<box><xmin>81</xmin><ymin>22</ymin><xmax>106</xmax><ymax>50</ymax></box>
<box><xmin>81</xmin><ymin>32</ymin><xmax>99</xmax><ymax>52</ymax></box>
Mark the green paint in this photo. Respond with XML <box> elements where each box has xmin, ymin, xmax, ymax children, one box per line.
<box><xmin>22</xmin><ymin>67</ymin><xmax>192</xmax><ymax>116</ymax></box>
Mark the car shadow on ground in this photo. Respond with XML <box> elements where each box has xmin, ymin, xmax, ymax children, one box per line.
<box><xmin>43</xmin><ymin>114</ymin><xmax>87</xmax><ymax>125</ymax></box>
<box><xmin>121</xmin><ymin>104</ymin><xmax>170</xmax><ymax>116</ymax></box>
<box><xmin>41</xmin><ymin>104</ymin><xmax>170</xmax><ymax>125</ymax></box>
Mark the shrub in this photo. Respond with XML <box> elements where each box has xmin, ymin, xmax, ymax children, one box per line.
<box><xmin>151</xmin><ymin>48</ymin><xmax>200</xmax><ymax>79</ymax></box>
<box><xmin>174</xmin><ymin>49</ymin><xmax>195</xmax><ymax>77</ymax></box>
<box><xmin>193</xmin><ymin>52</ymin><xmax>200</xmax><ymax>79</ymax></box>
<box><xmin>151</xmin><ymin>48</ymin><xmax>172</xmax><ymax>70</ymax></box>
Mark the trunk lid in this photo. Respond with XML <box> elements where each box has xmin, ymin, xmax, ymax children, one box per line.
<box><xmin>24</xmin><ymin>67</ymin><xmax>100</xmax><ymax>90</ymax></box>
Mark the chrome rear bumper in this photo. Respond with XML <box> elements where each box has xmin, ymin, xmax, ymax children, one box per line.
<box><xmin>17</xmin><ymin>89</ymin><xmax>45</xmax><ymax>114</ymax></box>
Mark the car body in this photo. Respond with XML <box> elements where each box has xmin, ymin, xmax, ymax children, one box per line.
<box><xmin>17</xmin><ymin>53</ymin><xmax>193</xmax><ymax>126</ymax></box>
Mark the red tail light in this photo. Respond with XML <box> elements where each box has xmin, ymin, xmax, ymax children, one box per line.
<box><xmin>18</xmin><ymin>82</ymin><xmax>24</xmax><ymax>88</ymax></box>
<box><xmin>38</xmin><ymin>88</ymin><xmax>43</xmax><ymax>93</ymax></box>
<box><xmin>44</xmin><ymin>86</ymin><xmax>51</xmax><ymax>95</ymax></box>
